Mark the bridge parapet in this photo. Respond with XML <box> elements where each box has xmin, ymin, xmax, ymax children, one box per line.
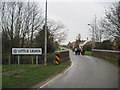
<box><xmin>55</xmin><ymin>50</ymin><xmax>70</xmax><ymax>63</ymax></box>
<box><xmin>91</xmin><ymin>49</ymin><xmax>120</xmax><ymax>62</ymax></box>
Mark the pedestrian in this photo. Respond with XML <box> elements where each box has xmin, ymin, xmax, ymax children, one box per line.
<box><xmin>79</xmin><ymin>48</ymin><xmax>81</xmax><ymax>55</ymax></box>
<box><xmin>75</xmin><ymin>48</ymin><xmax>77</xmax><ymax>55</ymax></box>
<box><xmin>77</xmin><ymin>48</ymin><xmax>80</xmax><ymax>55</ymax></box>
<box><xmin>72</xmin><ymin>48</ymin><xmax>74</xmax><ymax>52</ymax></box>
<box><xmin>80</xmin><ymin>48</ymin><xmax>83</xmax><ymax>55</ymax></box>
<box><xmin>83</xmin><ymin>49</ymin><xmax>85</xmax><ymax>55</ymax></box>
<box><xmin>80</xmin><ymin>48</ymin><xmax>85</xmax><ymax>55</ymax></box>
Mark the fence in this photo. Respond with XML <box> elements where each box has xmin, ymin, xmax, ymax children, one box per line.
<box><xmin>2</xmin><ymin>50</ymin><xmax>70</xmax><ymax>65</ymax></box>
<box><xmin>2</xmin><ymin>54</ymin><xmax>43</xmax><ymax>64</ymax></box>
<box><xmin>91</xmin><ymin>49</ymin><xmax>120</xmax><ymax>62</ymax></box>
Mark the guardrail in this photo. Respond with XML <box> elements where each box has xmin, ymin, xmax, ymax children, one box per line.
<box><xmin>91</xmin><ymin>49</ymin><xmax>120</xmax><ymax>62</ymax></box>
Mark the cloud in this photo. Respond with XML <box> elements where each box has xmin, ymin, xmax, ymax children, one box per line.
<box><xmin>47</xmin><ymin>2</ymin><xmax>113</xmax><ymax>44</ymax></box>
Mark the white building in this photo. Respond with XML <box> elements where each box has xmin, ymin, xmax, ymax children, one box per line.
<box><xmin>79</xmin><ymin>40</ymin><xmax>90</xmax><ymax>49</ymax></box>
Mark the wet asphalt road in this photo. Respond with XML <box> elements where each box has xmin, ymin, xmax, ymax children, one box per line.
<box><xmin>43</xmin><ymin>51</ymin><xmax>118</xmax><ymax>88</ymax></box>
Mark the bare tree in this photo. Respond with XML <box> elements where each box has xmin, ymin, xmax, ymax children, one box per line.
<box><xmin>1</xmin><ymin>1</ymin><xmax>67</xmax><ymax>56</ymax></box>
<box><xmin>99</xmin><ymin>2</ymin><xmax>120</xmax><ymax>39</ymax></box>
<box><xmin>76</xmin><ymin>34</ymin><xmax>81</xmax><ymax>41</ymax></box>
<box><xmin>88</xmin><ymin>16</ymin><xmax>102</xmax><ymax>42</ymax></box>
<box><xmin>47</xmin><ymin>20</ymin><xmax>68</xmax><ymax>44</ymax></box>
<box><xmin>30</xmin><ymin>2</ymin><xmax>43</xmax><ymax>47</ymax></box>
<box><xmin>14</xmin><ymin>2</ymin><xmax>23</xmax><ymax>47</ymax></box>
<box><xmin>1</xmin><ymin>2</ymin><xmax>44</xmax><ymax>50</ymax></box>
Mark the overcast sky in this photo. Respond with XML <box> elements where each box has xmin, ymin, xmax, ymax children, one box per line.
<box><xmin>44</xmin><ymin>1</ymin><xmax>115</xmax><ymax>44</ymax></box>
<box><xmin>48</xmin><ymin>2</ymin><xmax>109</xmax><ymax>43</ymax></box>
<box><xmin>3</xmin><ymin>0</ymin><xmax>119</xmax><ymax>44</ymax></box>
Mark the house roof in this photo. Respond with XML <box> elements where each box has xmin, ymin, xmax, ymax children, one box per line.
<box><xmin>84</xmin><ymin>41</ymin><xmax>95</xmax><ymax>46</ymax></box>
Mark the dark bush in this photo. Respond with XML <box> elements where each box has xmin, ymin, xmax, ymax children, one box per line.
<box><xmin>83</xmin><ymin>45</ymin><xmax>92</xmax><ymax>51</ymax></box>
<box><xmin>94</xmin><ymin>40</ymin><xmax>113</xmax><ymax>50</ymax></box>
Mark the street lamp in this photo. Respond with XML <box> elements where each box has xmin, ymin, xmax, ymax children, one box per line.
<box><xmin>88</xmin><ymin>24</ymin><xmax>95</xmax><ymax>42</ymax></box>
<box><xmin>88</xmin><ymin>24</ymin><xmax>95</xmax><ymax>54</ymax></box>
<box><xmin>99</xmin><ymin>29</ymin><xmax>104</xmax><ymax>42</ymax></box>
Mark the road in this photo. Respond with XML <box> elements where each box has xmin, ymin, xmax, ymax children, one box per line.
<box><xmin>41</xmin><ymin>51</ymin><xmax>118</xmax><ymax>88</ymax></box>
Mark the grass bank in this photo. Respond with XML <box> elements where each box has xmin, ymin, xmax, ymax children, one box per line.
<box><xmin>84</xmin><ymin>51</ymin><xmax>118</xmax><ymax>66</ymax></box>
<box><xmin>108</xmin><ymin>60</ymin><xmax>118</xmax><ymax>67</ymax></box>
<box><xmin>93</xmin><ymin>56</ymin><xmax>118</xmax><ymax>67</ymax></box>
<box><xmin>85</xmin><ymin>51</ymin><xmax>91</xmax><ymax>56</ymax></box>
<box><xmin>2</xmin><ymin>61</ymin><xmax>71</xmax><ymax>88</ymax></box>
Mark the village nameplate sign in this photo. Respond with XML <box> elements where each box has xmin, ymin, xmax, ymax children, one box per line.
<box><xmin>12</xmin><ymin>48</ymin><xmax>42</xmax><ymax>55</ymax></box>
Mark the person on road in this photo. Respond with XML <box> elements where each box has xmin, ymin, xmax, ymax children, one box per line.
<box><xmin>81</xmin><ymin>48</ymin><xmax>85</xmax><ymax>55</ymax></box>
<box><xmin>72</xmin><ymin>48</ymin><xmax>74</xmax><ymax>52</ymax></box>
<box><xmin>83</xmin><ymin>49</ymin><xmax>85</xmax><ymax>55</ymax></box>
<box><xmin>74</xmin><ymin>48</ymin><xmax>77</xmax><ymax>55</ymax></box>
<box><xmin>77</xmin><ymin>48</ymin><xmax>80</xmax><ymax>55</ymax></box>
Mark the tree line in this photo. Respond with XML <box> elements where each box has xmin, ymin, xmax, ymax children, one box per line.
<box><xmin>1</xmin><ymin>2</ymin><xmax>67</xmax><ymax>53</ymax></box>
<box><xmin>89</xmin><ymin>2</ymin><xmax>120</xmax><ymax>42</ymax></box>
<box><xmin>84</xmin><ymin>2</ymin><xmax>120</xmax><ymax>51</ymax></box>
<box><xmin>0</xmin><ymin>2</ymin><xmax>67</xmax><ymax>64</ymax></box>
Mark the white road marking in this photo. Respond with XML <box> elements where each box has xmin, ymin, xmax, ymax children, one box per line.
<box><xmin>64</xmin><ymin>59</ymin><xmax>73</xmax><ymax>74</ymax></box>
<box><xmin>39</xmin><ymin>50</ymin><xmax>73</xmax><ymax>88</ymax></box>
<box><xmin>39</xmin><ymin>74</ymin><xmax>63</xmax><ymax>88</ymax></box>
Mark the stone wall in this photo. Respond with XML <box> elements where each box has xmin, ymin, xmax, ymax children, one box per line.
<box><xmin>55</xmin><ymin>50</ymin><xmax>70</xmax><ymax>63</ymax></box>
<box><xmin>91</xmin><ymin>49</ymin><xmax>120</xmax><ymax>62</ymax></box>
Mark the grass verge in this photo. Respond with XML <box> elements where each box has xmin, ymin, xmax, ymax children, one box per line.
<box><xmin>102</xmin><ymin>58</ymin><xmax>118</xmax><ymax>67</ymax></box>
<box><xmin>2</xmin><ymin>61</ymin><xmax>71</xmax><ymax>88</ymax></box>
<box><xmin>108</xmin><ymin>60</ymin><xmax>118</xmax><ymax>67</ymax></box>
<box><xmin>85</xmin><ymin>51</ymin><xmax>91</xmax><ymax>56</ymax></box>
<box><xmin>92</xmin><ymin>56</ymin><xmax>118</xmax><ymax>67</ymax></box>
<box><xmin>84</xmin><ymin>51</ymin><xmax>118</xmax><ymax>67</ymax></box>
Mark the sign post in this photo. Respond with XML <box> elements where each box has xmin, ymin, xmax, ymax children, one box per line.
<box><xmin>8</xmin><ymin>55</ymin><xmax>11</xmax><ymax>64</ymax></box>
<box><xmin>36</xmin><ymin>56</ymin><xmax>38</xmax><ymax>65</ymax></box>
<box><xmin>12</xmin><ymin>48</ymin><xmax>42</xmax><ymax>65</ymax></box>
<box><xmin>32</xmin><ymin>56</ymin><xmax>34</xmax><ymax>64</ymax></box>
<box><xmin>12</xmin><ymin>48</ymin><xmax>42</xmax><ymax>55</ymax></box>
<box><xmin>18</xmin><ymin>55</ymin><xmax>20</xmax><ymax>65</ymax></box>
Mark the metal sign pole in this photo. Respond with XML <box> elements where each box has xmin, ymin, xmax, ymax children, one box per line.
<box><xmin>36</xmin><ymin>56</ymin><xmax>38</xmax><ymax>65</ymax></box>
<box><xmin>32</xmin><ymin>56</ymin><xmax>34</xmax><ymax>64</ymax></box>
<box><xmin>18</xmin><ymin>55</ymin><xmax>20</xmax><ymax>65</ymax></box>
<box><xmin>8</xmin><ymin>55</ymin><xmax>11</xmax><ymax>64</ymax></box>
<box><xmin>44</xmin><ymin>0</ymin><xmax>47</xmax><ymax>66</ymax></box>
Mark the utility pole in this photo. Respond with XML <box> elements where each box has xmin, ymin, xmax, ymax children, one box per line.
<box><xmin>88</xmin><ymin>24</ymin><xmax>95</xmax><ymax>54</ymax></box>
<box><xmin>88</xmin><ymin>24</ymin><xmax>94</xmax><ymax>42</ymax></box>
<box><xmin>94</xmin><ymin>16</ymin><xmax>97</xmax><ymax>42</ymax></box>
<box><xmin>44</xmin><ymin>0</ymin><xmax>47</xmax><ymax>66</ymax></box>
